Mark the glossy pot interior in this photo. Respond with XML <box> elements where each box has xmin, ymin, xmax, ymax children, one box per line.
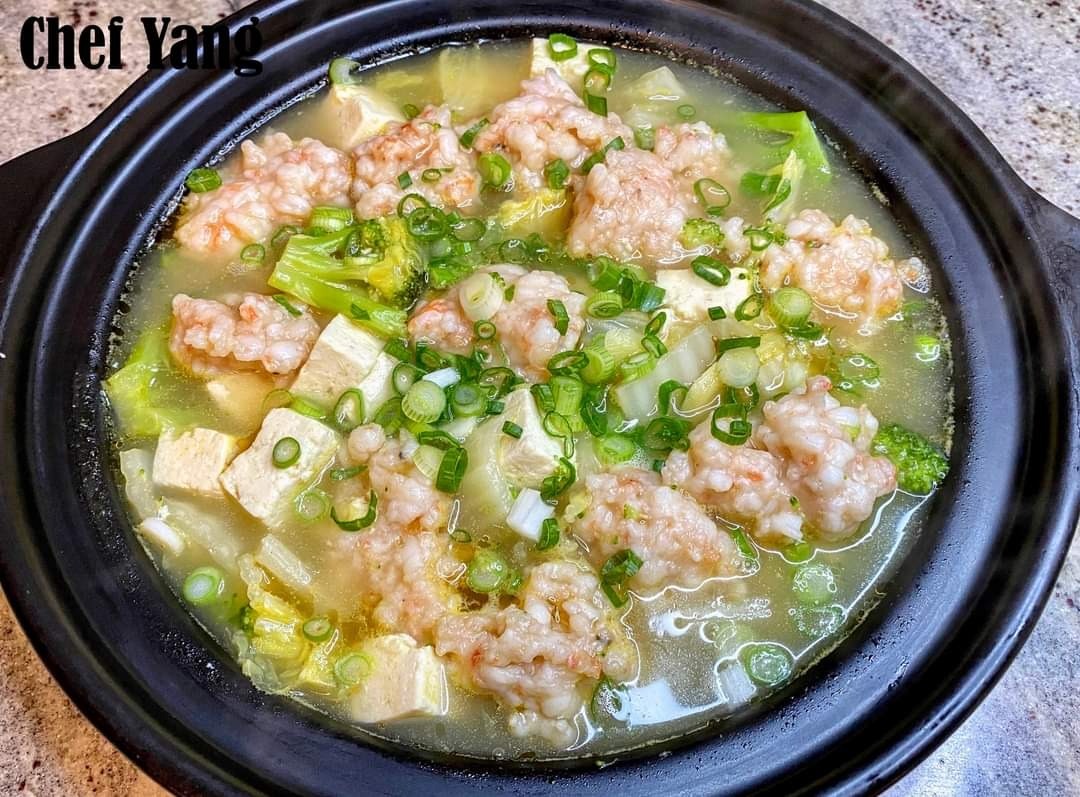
<box><xmin>0</xmin><ymin>1</ymin><xmax>1078</xmax><ymax>795</ymax></box>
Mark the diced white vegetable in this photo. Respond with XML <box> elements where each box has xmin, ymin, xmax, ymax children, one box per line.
<box><xmin>166</xmin><ymin>499</ymin><xmax>245</xmax><ymax>570</ymax></box>
<box><xmin>458</xmin><ymin>416</ymin><xmax>515</xmax><ymax>530</ymax></box>
<box><xmin>220</xmin><ymin>408</ymin><xmax>339</xmax><ymax>527</ymax></box>
<box><xmin>657</xmin><ymin>267</ymin><xmax>752</xmax><ymax>326</ymax></box>
<box><xmin>255</xmin><ymin>534</ymin><xmax>313</xmax><ymax>594</ymax></box>
<box><xmin>152</xmin><ymin>427</ymin><xmax>239</xmax><ymax>501</ymax></box>
<box><xmin>614</xmin><ymin>66</ymin><xmax>687</xmax><ymax>130</ymax></box>
<box><xmin>615</xmin><ymin>325</ymin><xmax>719</xmax><ymax>421</ymax></box>
<box><xmin>119</xmin><ymin>448</ymin><xmax>159</xmax><ymax>521</ymax></box>
<box><xmin>716</xmin><ymin>659</ymin><xmax>756</xmax><ymax>709</ymax></box>
<box><xmin>290</xmin><ymin>315</ymin><xmax>385</xmax><ymax>407</ymax></box>
<box><xmin>322</xmin><ymin>83</ymin><xmax>405</xmax><ymax>149</ymax></box>
<box><xmin>136</xmin><ymin>517</ymin><xmax>185</xmax><ymax>558</ymax></box>
<box><xmin>498</xmin><ymin>388</ymin><xmax>563</xmax><ymax>489</ymax></box>
<box><xmin>422</xmin><ymin>367</ymin><xmax>461</xmax><ymax>388</ymax></box>
<box><xmin>441</xmin><ymin>416</ymin><xmax>479</xmax><ymax>443</ymax></box>
<box><xmin>764</xmin><ymin>150</ymin><xmax>805</xmax><ymax>224</ymax></box>
<box><xmin>529</xmin><ymin>37</ymin><xmax>592</xmax><ymax>92</ymax></box>
<box><xmin>439</xmin><ymin>46</ymin><xmax>525</xmax><ymax>117</ymax></box>
<box><xmin>350</xmin><ymin>634</ymin><xmax>449</xmax><ymax>723</ymax></box>
<box><xmin>205</xmin><ymin>372</ymin><xmax>275</xmax><ymax>430</ymax></box>
<box><xmin>506</xmin><ymin>488</ymin><xmax>555</xmax><ymax>542</ymax></box>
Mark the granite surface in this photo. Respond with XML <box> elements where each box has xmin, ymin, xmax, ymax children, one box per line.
<box><xmin>0</xmin><ymin>0</ymin><xmax>1077</xmax><ymax>794</ymax></box>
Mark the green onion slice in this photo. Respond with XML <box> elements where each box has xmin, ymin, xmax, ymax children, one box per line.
<box><xmin>677</xmin><ymin>103</ymin><xmax>696</xmax><ymax>119</ymax></box>
<box><xmin>548</xmin><ymin>299</ymin><xmax>570</xmax><ymax>335</ymax></box>
<box><xmin>302</xmin><ymin>617</ymin><xmax>334</xmax><ymax>643</ymax></box>
<box><xmin>540</xmin><ymin>457</ymin><xmax>577</xmax><ymax>501</ymax></box>
<box><xmin>587</xmin><ymin>48</ymin><xmax>617</xmax><ymax>72</ymax></box>
<box><xmin>586</xmin><ymin>291</ymin><xmax>624</xmax><ymax>319</ymax></box>
<box><xmin>708</xmin><ymin>305</ymin><xmax>727</xmax><ymax>320</ymax></box>
<box><xmin>334</xmin><ymin>652</ymin><xmax>372</xmax><ymax>687</ymax></box>
<box><xmin>596</xmin><ymin>433</ymin><xmax>636</xmax><ymax>465</ymax></box>
<box><xmin>397</xmin><ymin>171</ymin><xmax>413</xmax><ymax>189</ymax></box>
<box><xmin>331</xmin><ymin>490</ymin><xmax>378</xmax><ymax>531</ymax></box>
<box><xmin>694</xmin><ymin>178</ymin><xmax>732</xmax><ymax>215</ymax></box>
<box><xmin>537</xmin><ymin>517</ymin><xmax>560</xmax><ymax>550</ymax></box>
<box><xmin>734</xmin><ymin>293</ymin><xmax>765</xmax><ymax>321</ymax></box>
<box><xmin>328</xmin><ymin>57</ymin><xmax>361</xmax><ymax>85</ymax></box>
<box><xmin>402</xmin><ymin>379</ymin><xmax>447</xmax><ymax>424</ymax></box>
<box><xmin>692</xmin><ymin>255</ymin><xmax>732</xmax><ymax>287</ymax></box>
<box><xmin>716</xmin><ymin>336</ymin><xmax>761</xmax><ymax>354</ymax></box>
<box><xmin>330</xmin><ymin>465</ymin><xmax>365</xmax><ymax>481</ymax></box>
<box><xmin>544</xmin><ymin>159</ymin><xmax>570</xmax><ymax>190</ymax></box>
<box><xmin>619</xmin><ymin>351</ymin><xmax>655</xmax><ymax>382</ymax></box>
<box><xmin>466</xmin><ymin>548</ymin><xmax>510</xmax><ymax>593</ymax></box>
<box><xmin>459</xmin><ymin>118</ymin><xmax>490</xmax><ymax>148</ymax></box>
<box><xmin>548</xmin><ymin>33</ymin><xmax>578</xmax><ymax>62</ymax></box>
<box><xmin>502</xmin><ymin>421</ymin><xmax>523</xmax><ymax>439</ymax></box>
<box><xmin>332</xmin><ymin>389</ymin><xmax>365</xmax><ymax>433</ymax></box>
<box><xmin>240</xmin><ymin>243</ymin><xmax>265</xmax><ymax>264</ymax></box>
<box><xmin>768</xmin><ymin>286</ymin><xmax>814</xmax><ymax>329</ymax></box>
<box><xmin>436</xmin><ymin>446</ymin><xmax>468</xmax><ymax>492</ymax></box>
<box><xmin>711</xmin><ymin>404</ymin><xmax>752</xmax><ymax>445</ymax></box>
<box><xmin>294</xmin><ymin>489</ymin><xmax>330</xmax><ymax>522</ymax></box>
<box><xmin>396</xmin><ymin>192</ymin><xmax>430</xmax><ymax>218</ymax></box>
<box><xmin>182</xmin><ymin>566</ymin><xmax>224</xmax><ymax>605</ymax></box>
<box><xmin>474</xmin><ymin>320</ymin><xmax>496</xmax><ymax>340</ymax></box>
<box><xmin>272</xmin><ymin>294</ymin><xmax>303</xmax><ymax>317</ymax></box>
<box><xmin>478</xmin><ymin>152</ymin><xmax>512</xmax><ymax>188</ymax></box>
<box><xmin>548</xmin><ymin>350</ymin><xmax>588</xmax><ymax>375</ymax></box>
<box><xmin>450</xmin><ymin>382</ymin><xmax>485</xmax><ymax>417</ymax></box>
<box><xmin>272</xmin><ymin>437</ymin><xmax>301</xmax><ymax>468</ymax></box>
<box><xmin>392</xmin><ymin>362</ymin><xmax>422</xmax><ymax>395</ymax></box>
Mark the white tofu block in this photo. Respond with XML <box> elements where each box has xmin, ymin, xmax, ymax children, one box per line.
<box><xmin>498</xmin><ymin>388</ymin><xmax>563</xmax><ymax>489</ymax></box>
<box><xmin>529</xmin><ymin>37</ymin><xmax>592</xmax><ymax>92</ymax></box>
<box><xmin>326</xmin><ymin>84</ymin><xmax>405</xmax><ymax>149</ymax></box>
<box><xmin>290</xmin><ymin>315</ymin><xmax>386</xmax><ymax>408</ymax></box>
<box><xmin>205</xmin><ymin>372</ymin><xmax>276</xmax><ymax>429</ymax></box>
<box><xmin>152</xmin><ymin>427</ymin><xmax>239</xmax><ymax>500</ymax></box>
<box><xmin>357</xmin><ymin>351</ymin><xmax>398</xmax><ymax>420</ymax></box>
<box><xmin>657</xmin><ymin>267</ymin><xmax>752</xmax><ymax>325</ymax></box>
<box><xmin>220</xmin><ymin>408</ymin><xmax>339</xmax><ymax>526</ymax></box>
<box><xmin>350</xmin><ymin>634</ymin><xmax>448</xmax><ymax>723</ymax></box>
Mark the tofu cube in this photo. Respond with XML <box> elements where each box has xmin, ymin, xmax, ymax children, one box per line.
<box><xmin>220</xmin><ymin>408</ymin><xmax>339</xmax><ymax>526</ymax></box>
<box><xmin>205</xmin><ymin>372</ymin><xmax>276</xmax><ymax>430</ymax></box>
<box><xmin>498</xmin><ymin>388</ymin><xmax>563</xmax><ymax>489</ymax></box>
<box><xmin>325</xmin><ymin>84</ymin><xmax>405</xmax><ymax>149</ymax></box>
<box><xmin>657</xmin><ymin>267</ymin><xmax>752</xmax><ymax>325</ymax></box>
<box><xmin>152</xmin><ymin>427</ymin><xmax>239</xmax><ymax>500</ymax></box>
<box><xmin>290</xmin><ymin>316</ymin><xmax>386</xmax><ymax>408</ymax></box>
<box><xmin>350</xmin><ymin>634</ymin><xmax>448</xmax><ymax>723</ymax></box>
<box><xmin>356</xmin><ymin>351</ymin><xmax>398</xmax><ymax>419</ymax></box>
<box><xmin>530</xmin><ymin>37</ymin><xmax>592</xmax><ymax>92</ymax></box>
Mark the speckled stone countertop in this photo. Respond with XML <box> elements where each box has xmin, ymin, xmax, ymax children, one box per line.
<box><xmin>0</xmin><ymin>1</ymin><xmax>1076</xmax><ymax>794</ymax></box>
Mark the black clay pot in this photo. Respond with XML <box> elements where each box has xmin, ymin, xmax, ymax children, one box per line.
<box><xmin>0</xmin><ymin>1</ymin><xmax>1077</xmax><ymax>794</ymax></box>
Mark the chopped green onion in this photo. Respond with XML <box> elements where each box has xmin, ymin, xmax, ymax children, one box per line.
<box><xmin>459</xmin><ymin>118</ymin><xmax>489</xmax><ymax>149</ymax></box>
<box><xmin>240</xmin><ymin>243</ymin><xmax>265</xmax><ymax>264</ymax></box>
<box><xmin>694</xmin><ymin>178</ymin><xmax>731</xmax><ymax>216</ymax></box>
<box><xmin>768</xmin><ymin>287</ymin><xmax>814</xmax><ymax>329</ymax></box>
<box><xmin>182</xmin><ymin>566</ymin><xmax>224</xmax><ymax>605</ymax></box>
<box><xmin>582</xmin><ymin>136</ymin><xmax>625</xmax><ymax>172</ymax></box>
<box><xmin>449</xmin><ymin>528</ymin><xmax>472</xmax><ymax>543</ymax></box>
<box><xmin>466</xmin><ymin>548</ymin><xmax>510</xmax><ymax>593</ymax></box>
<box><xmin>644</xmin><ymin>312</ymin><xmax>667</xmax><ymax>338</ymax></box>
<box><xmin>332</xmin><ymin>389</ymin><xmax>365</xmax><ymax>433</ymax></box>
<box><xmin>730</xmin><ymin>527</ymin><xmax>759</xmax><ymax>563</ymax></box>
<box><xmin>436</xmin><ymin>446</ymin><xmax>468</xmax><ymax>492</ymax></box>
<box><xmin>581</xmin><ymin>345</ymin><xmax>617</xmax><ymax>385</ymax></box>
<box><xmin>302</xmin><ymin>617</ymin><xmax>333</xmax><ymax>642</ymax></box>
<box><xmin>310</xmin><ymin>205</ymin><xmax>355</xmax><ymax>232</ymax></box>
<box><xmin>330</xmin><ymin>465</ymin><xmax>365</xmax><ymax>481</ymax></box>
<box><xmin>708</xmin><ymin>305</ymin><xmax>727</xmax><ymax>320</ymax></box>
<box><xmin>407</xmin><ymin>205</ymin><xmax>449</xmax><ymax>240</ymax></box>
<box><xmin>580</xmin><ymin>387</ymin><xmax>609</xmax><ymax>437</ymax></box>
<box><xmin>540</xmin><ymin>457</ymin><xmax>576</xmax><ymax>501</ymax></box>
<box><xmin>793</xmin><ymin>562</ymin><xmax>836</xmax><ymax>605</ymax></box>
<box><xmin>270</xmin><ymin>224</ymin><xmax>300</xmax><ymax>249</ymax></box>
<box><xmin>331</xmin><ymin>490</ymin><xmax>378</xmax><ymax>531</ymax></box>
<box><xmin>384</xmin><ymin>338</ymin><xmax>411</xmax><ymax>362</ymax></box>
<box><xmin>639</xmin><ymin>416</ymin><xmax>691</xmax><ymax>453</ymax></box>
<box><xmin>587</xmin><ymin>48</ymin><xmax>617</xmax><ymax>72</ymax></box>
<box><xmin>421</xmin><ymin>168</ymin><xmax>445</xmax><ymax>183</ymax></box>
<box><xmin>658</xmin><ymin>380</ymin><xmax>687</xmax><ymax>415</ymax></box>
<box><xmin>632</xmin><ymin>282</ymin><xmax>666</xmax><ymax>312</ymax></box>
<box><xmin>272</xmin><ymin>437</ymin><xmax>301</xmax><ymax>468</ymax></box>
<box><xmin>548</xmin><ymin>299</ymin><xmax>570</xmax><ymax>335</ymax></box>
<box><xmin>396</xmin><ymin>192</ymin><xmax>430</xmax><ymax>218</ymax></box>
<box><xmin>829</xmin><ymin>353</ymin><xmax>880</xmax><ymax>394</ymax></box>
<box><xmin>403</xmin><ymin>103</ymin><xmax>420</xmax><ymax>119</ymax></box>
<box><xmin>414</xmin><ymin>342</ymin><xmax>448</xmax><ymax>372</ymax></box>
<box><xmin>740</xmin><ymin>642</ymin><xmax>793</xmax><ymax>687</ymax></box>
<box><xmin>531</xmin><ymin>383</ymin><xmax>556</xmax><ymax>414</ymax></box>
<box><xmin>334</xmin><ymin>652</ymin><xmax>372</xmax><ymax>687</ymax></box>
<box><xmin>543</xmin><ymin>412</ymin><xmax>575</xmax><ymax>455</ymax></box>
<box><xmin>619</xmin><ymin>351</ymin><xmax>655</xmax><ymax>382</ymax></box>
<box><xmin>548</xmin><ymin>350</ymin><xmax>588</xmax><ymax>376</ymax></box>
<box><xmin>711</xmin><ymin>404</ymin><xmax>752</xmax><ymax>445</ymax></box>
<box><xmin>586</xmin><ymin>291</ymin><xmax>624</xmax><ymax>319</ymax></box>
<box><xmin>692</xmin><ymin>255</ymin><xmax>731</xmax><ymax>287</ymax></box>
<box><xmin>479</xmin><ymin>366</ymin><xmax>518</xmax><ymax>397</ymax></box>
<box><xmin>474</xmin><ymin>320</ymin><xmax>496</xmax><ymax>340</ymax></box>
<box><xmin>596</xmin><ymin>433</ymin><xmax>636</xmax><ymax>465</ymax></box>
<box><xmin>328</xmin><ymin>57</ymin><xmax>361</xmax><ymax>85</ymax></box>
<box><xmin>544</xmin><ymin>159</ymin><xmax>570</xmax><ymax>190</ymax></box>
<box><xmin>450</xmin><ymin>382</ymin><xmax>486</xmax><ymax>417</ymax></box>
<box><xmin>288</xmin><ymin>396</ymin><xmax>327</xmax><ymax>421</ymax></box>
<box><xmin>587</xmin><ymin>257</ymin><xmax>624</xmax><ymax>290</ymax></box>
<box><xmin>634</xmin><ymin>125</ymin><xmax>656</xmax><ymax>150</ymax></box>
<box><xmin>502</xmin><ymin>421</ymin><xmax>523</xmax><ymax>439</ymax></box>
<box><xmin>600</xmin><ymin>549</ymin><xmax>641</xmax><ymax>607</ymax></box>
<box><xmin>642</xmin><ymin>334</ymin><xmax>667</xmax><ymax>359</ymax></box>
<box><xmin>548</xmin><ymin>33</ymin><xmax>578</xmax><ymax>62</ymax></box>
<box><xmin>551</xmin><ymin>375</ymin><xmax>585</xmax><ymax>418</ymax></box>
<box><xmin>735</xmin><ymin>293</ymin><xmax>765</xmax><ymax>321</ymax></box>
<box><xmin>294</xmin><ymin>488</ymin><xmax>330</xmax><ymax>522</ymax></box>
<box><xmin>786</xmin><ymin>321</ymin><xmax>825</xmax><ymax>341</ymax></box>
<box><xmin>584</xmin><ymin>67</ymin><xmax>612</xmax><ymax>94</ymax></box>
<box><xmin>402</xmin><ymin>380</ymin><xmax>446</xmax><ymax>424</ymax></box>
<box><xmin>392</xmin><ymin>362</ymin><xmax>421</xmax><ymax>395</ymax></box>
<box><xmin>716</xmin><ymin>336</ymin><xmax>761</xmax><ymax>354</ymax></box>
<box><xmin>185</xmin><ymin>167</ymin><xmax>221</xmax><ymax>193</ymax></box>
<box><xmin>717</xmin><ymin>348</ymin><xmax>760</xmax><ymax>388</ymax></box>
<box><xmin>417</xmin><ymin>430</ymin><xmax>461</xmax><ymax>451</ymax></box>
<box><xmin>537</xmin><ymin>517</ymin><xmax>561</xmax><ymax>550</ymax></box>
<box><xmin>272</xmin><ymin>294</ymin><xmax>302</xmax><ymax>317</ymax></box>
<box><xmin>677</xmin><ymin>103</ymin><xmax>696</xmax><ymax>120</ymax></box>
<box><xmin>478</xmin><ymin>152</ymin><xmax>512</xmax><ymax>188</ymax></box>
<box><xmin>914</xmin><ymin>334</ymin><xmax>941</xmax><ymax>363</ymax></box>
<box><xmin>584</xmin><ymin>92</ymin><xmax>608</xmax><ymax>116</ymax></box>
<box><xmin>397</xmin><ymin>171</ymin><xmax>413</xmax><ymax>189</ymax></box>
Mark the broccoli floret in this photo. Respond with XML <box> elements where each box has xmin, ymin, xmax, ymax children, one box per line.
<box><xmin>680</xmin><ymin>218</ymin><xmax>724</xmax><ymax>249</ymax></box>
<box><xmin>104</xmin><ymin>325</ymin><xmax>201</xmax><ymax>437</ymax></box>
<box><xmin>871</xmin><ymin>423</ymin><xmax>949</xmax><ymax>495</ymax></box>
<box><xmin>268</xmin><ymin>225</ymin><xmax>410</xmax><ymax>338</ymax></box>
<box><xmin>343</xmin><ymin>217</ymin><xmax>426</xmax><ymax>308</ymax></box>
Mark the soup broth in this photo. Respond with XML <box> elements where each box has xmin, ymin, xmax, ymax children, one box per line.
<box><xmin>106</xmin><ymin>38</ymin><xmax>951</xmax><ymax>760</ymax></box>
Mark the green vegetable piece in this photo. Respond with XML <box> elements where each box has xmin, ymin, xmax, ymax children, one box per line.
<box><xmin>871</xmin><ymin>423</ymin><xmax>950</xmax><ymax>495</ymax></box>
<box><xmin>792</xmin><ymin>562</ymin><xmax>836</xmax><ymax>605</ymax></box>
<box><xmin>740</xmin><ymin>642</ymin><xmax>794</xmax><ymax>687</ymax></box>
